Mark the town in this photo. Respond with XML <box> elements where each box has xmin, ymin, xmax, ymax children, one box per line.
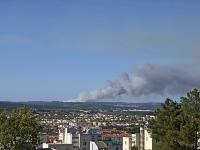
<box><xmin>34</xmin><ymin>102</ymin><xmax>155</xmax><ymax>150</ymax></box>
<box><xmin>0</xmin><ymin>101</ymin><xmax>157</xmax><ymax>150</ymax></box>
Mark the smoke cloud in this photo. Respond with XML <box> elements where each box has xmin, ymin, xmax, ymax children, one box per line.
<box><xmin>71</xmin><ymin>64</ymin><xmax>200</xmax><ymax>102</ymax></box>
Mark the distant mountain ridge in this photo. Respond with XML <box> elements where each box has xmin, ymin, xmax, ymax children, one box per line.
<box><xmin>0</xmin><ymin>101</ymin><xmax>161</xmax><ymax>111</ymax></box>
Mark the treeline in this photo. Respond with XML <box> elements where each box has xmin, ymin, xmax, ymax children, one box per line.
<box><xmin>0</xmin><ymin>101</ymin><xmax>161</xmax><ymax>112</ymax></box>
<box><xmin>148</xmin><ymin>89</ymin><xmax>200</xmax><ymax>150</ymax></box>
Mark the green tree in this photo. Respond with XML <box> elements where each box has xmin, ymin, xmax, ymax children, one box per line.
<box><xmin>148</xmin><ymin>89</ymin><xmax>200</xmax><ymax>150</ymax></box>
<box><xmin>0</xmin><ymin>107</ymin><xmax>42</xmax><ymax>150</ymax></box>
<box><xmin>148</xmin><ymin>98</ymin><xmax>181</xmax><ymax>150</ymax></box>
<box><xmin>180</xmin><ymin>89</ymin><xmax>200</xmax><ymax>150</ymax></box>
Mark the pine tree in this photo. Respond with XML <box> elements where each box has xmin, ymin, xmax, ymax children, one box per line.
<box><xmin>180</xmin><ymin>89</ymin><xmax>200</xmax><ymax>150</ymax></box>
<box><xmin>148</xmin><ymin>89</ymin><xmax>200</xmax><ymax>150</ymax></box>
<box><xmin>148</xmin><ymin>98</ymin><xmax>181</xmax><ymax>150</ymax></box>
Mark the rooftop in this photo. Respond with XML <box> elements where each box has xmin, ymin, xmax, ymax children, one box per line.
<box><xmin>95</xmin><ymin>141</ymin><xmax>108</xmax><ymax>149</ymax></box>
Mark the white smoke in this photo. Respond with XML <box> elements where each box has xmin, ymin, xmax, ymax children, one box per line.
<box><xmin>69</xmin><ymin>64</ymin><xmax>200</xmax><ymax>102</ymax></box>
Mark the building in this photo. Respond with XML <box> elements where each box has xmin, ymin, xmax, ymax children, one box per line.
<box><xmin>80</xmin><ymin>133</ymin><xmax>100</xmax><ymax>150</ymax></box>
<box><xmin>131</xmin><ymin>133</ymin><xmax>140</xmax><ymax>148</ymax></box>
<box><xmin>58</xmin><ymin>127</ymin><xmax>72</xmax><ymax>144</ymax></box>
<box><xmin>101</xmin><ymin>134</ymin><xmax>132</xmax><ymax>150</ymax></box>
<box><xmin>57</xmin><ymin>127</ymin><xmax>80</xmax><ymax>150</ymax></box>
<box><xmin>138</xmin><ymin>127</ymin><xmax>152</xmax><ymax>150</ymax></box>
<box><xmin>41</xmin><ymin>127</ymin><xmax>80</xmax><ymax>150</ymax></box>
<box><xmin>122</xmin><ymin>137</ymin><xmax>132</xmax><ymax>150</ymax></box>
<box><xmin>39</xmin><ymin>133</ymin><xmax>48</xmax><ymax>143</ymax></box>
<box><xmin>42</xmin><ymin>143</ymin><xmax>73</xmax><ymax>150</ymax></box>
<box><xmin>80</xmin><ymin>128</ymin><xmax>100</xmax><ymax>150</ymax></box>
<box><xmin>72</xmin><ymin>134</ymin><xmax>80</xmax><ymax>150</ymax></box>
<box><xmin>90</xmin><ymin>141</ymin><xmax>108</xmax><ymax>150</ymax></box>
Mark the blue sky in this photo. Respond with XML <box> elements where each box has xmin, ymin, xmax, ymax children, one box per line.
<box><xmin>0</xmin><ymin>1</ymin><xmax>200</xmax><ymax>101</ymax></box>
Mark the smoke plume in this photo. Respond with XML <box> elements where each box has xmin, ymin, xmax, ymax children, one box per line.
<box><xmin>71</xmin><ymin>64</ymin><xmax>200</xmax><ymax>102</ymax></box>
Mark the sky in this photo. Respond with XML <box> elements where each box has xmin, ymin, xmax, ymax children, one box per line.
<box><xmin>0</xmin><ymin>0</ymin><xmax>200</xmax><ymax>102</ymax></box>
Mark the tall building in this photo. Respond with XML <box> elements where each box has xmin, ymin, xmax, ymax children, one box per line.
<box><xmin>137</xmin><ymin>127</ymin><xmax>152</xmax><ymax>150</ymax></box>
<box><xmin>72</xmin><ymin>134</ymin><xmax>80</xmax><ymax>150</ymax></box>
<box><xmin>131</xmin><ymin>133</ymin><xmax>140</xmax><ymax>148</ymax></box>
<box><xmin>122</xmin><ymin>137</ymin><xmax>132</xmax><ymax>150</ymax></box>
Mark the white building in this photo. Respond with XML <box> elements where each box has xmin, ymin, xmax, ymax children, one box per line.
<box><xmin>90</xmin><ymin>141</ymin><xmax>108</xmax><ymax>150</ymax></box>
<box><xmin>122</xmin><ymin>137</ymin><xmax>132</xmax><ymax>150</ymax></box>
<box><xmin>139</xmin><ymin>127</ymin><xmax>152</xmax><ymax>150</ymax></box>
<box><xmin>58</xmin><ymin>127</ymin><xmax>72</xmax><ymax>144</ymax></box>
<box><xmin>42</xmin><ymin>127</ymin><xmax>80</xmax><ymax>150</ymax></box>
<box><xmin>131</xmin><ymin>133</ymin><xmax>140</xmax><ymax>147</ymax></box>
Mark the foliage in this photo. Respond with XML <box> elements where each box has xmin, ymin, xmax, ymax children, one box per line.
<box><xmin>131</xmin><ymin>145</ymin><xmax>138</xmax><ymax>150</ymax></box>
<box><xmin>0</xmin><ymin>107</ymin><xmax>42</xmax><ymax>150</ymax></box>
<box><xmin>148</xmin><ymin>89</ymin><xmax>200</xmax><ymax>150</ymax></box>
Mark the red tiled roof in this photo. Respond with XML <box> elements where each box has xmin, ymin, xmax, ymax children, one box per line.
<box><xmin>58</xmin><ymin>127</ymin><xmax>65</xmax><ymax>132</ymax></box>
<box><xmin>48</xmin><ymin>136</ymin><xmax>58</xmax><ymax>143</ymax></box>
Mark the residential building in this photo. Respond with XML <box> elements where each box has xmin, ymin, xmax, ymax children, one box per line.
<box><xmin>90</xmin><ymin>141</ymin><xmax>108</xmax><ymax>150</ymax></box>
<box><xmin>122</xmin><ymin>137</ymin><xmax>132</xmax><ymax>150</ymax></box>
<box><xmin>138</xmin><ymin>127</ymin><xmax>152</xmax><ymax>150</ymax></box>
